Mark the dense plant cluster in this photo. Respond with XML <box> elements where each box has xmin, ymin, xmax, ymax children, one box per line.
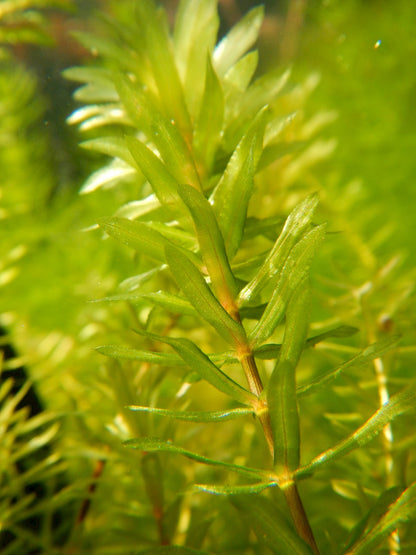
<box><xmin>1</xmin><ymin>1</ymin><xmax>415</xmax><ymax>554</ymax></box>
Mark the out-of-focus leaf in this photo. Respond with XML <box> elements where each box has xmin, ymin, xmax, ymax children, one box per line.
<box><xmin>239</xmin><ymin>193</ymin><xmax>320</xmax><ymax>304</ymax></box>
<box><xmin>231</xmin><ymin>494</ymin><xmax>313</xmax><ymax>554</ymax></box>
<box><xmin>173</xmin><ymin>0</ymin><xmax>219</xmax><ymax>118</ymax></box>
<box><xmin>344</xmin><ymin>487</ymin><xmax>403</xmax><ymax>552</ymax></box>
<box><xmin>128</xmin><ymin>406</ymin><xmax>253</xmax><ymax>423</ymax></box>
<box><xmin>223</xmin><ymin>51</ymin><xmax>258</xmax><ymax>108</ymax></box>
<box><xmin>142</xmin><ymin>291</ymin><xmax>197</xmax><ymax>316</ymax></box>
<box><xmin>194</xmin><ymin>482</ymin><xmax>275</xmax><ymax>495</ymax></box>
<box><xmin>139</xmin><ymin>331</ymin><xmax>255</xmax><ymax>405</ymax></box>
<box><xmin>79</xmin><ymin>159</ymin><xmax>136</xmax><ymax>194</ymax></box>
<box><xmin>96</xmin><ymin>345</ymin><xmax>182</xmax><ymax>365</ymax></box>
<box><xmin>210</xmin><ymin>108</ymin><xmax>268</xmax><ymax>259</ymax></box>
<box><xmin>296</xmin><ymin>385</ymin><xmax>416</xmax><ymax>479</ymax></box>
<box><xmin>165</xmin><ymin>245</ymin><xmax>245</xmax><ymax>345</ymax></box>
<box><xmin>81</xmin><ymin>136</ymin><xmax>135</xmax><ymax>166</ymax></box>
<box><xmin>298</xmin><ymin>335</ymin><xmax>401</xmax><ymax>397</ymax></box>
<box><xmin>268</xmin><ymin>280</ymin><xmax>310</xmax><ymax>473</ymax></box>
<box><xmin>346</xmin><ymin>482</ymin><xmax>416</xmax><ymax>555</ymax></box>
<box><xmin>213</xmin><ymin>6</ymin><xmax>264</xmax><ymax>77</ymax></box>
<box><xmin>178</xmin><ymin>184</ymin><xmax>237</xmax><ymax>300</ymax></box>
<box><xmin>139</xmin><ymin>545</ymin><xmax>211</xmax><ymax>554</ymax></box>
<box><xmin>249</xmin><ymin>224</ymin><xmax>326</xmax><ymax>347</ymax></box>
<box><xmin>124</xmin><ymin>437</ymin><xmax>264</xmax><ymax>481</ymax></box>
<box><xmin>193</xmin><ymin>55</ymin><xmax>224</xmax><ymax>171</ymax></box>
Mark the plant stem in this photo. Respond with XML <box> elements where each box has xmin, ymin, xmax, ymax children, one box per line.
<box><xmin>237</xmin><ymin>343</ymin><xmax>320</xmax><ymax>553</ymax></box>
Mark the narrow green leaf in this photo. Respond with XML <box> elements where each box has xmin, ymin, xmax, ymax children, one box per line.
<box><xmin>223</xmin><ymin>50</ymin><xmax>258</xmax><ymax>107</ymax></box>
<box><xmin>253</xmin><ymin>326</ymin><xmax>358</xmax><ymax>361</ymax></box>
<box><xmin>80</xmin><ymin>159</ymin><xmax>136</xmax><ymax>194</ymax></box>
<box><xmin>81</xmin><ymin>136</ymin><xmax>135</xmax><ymax>166</ymax></box>
<box><xmin>231</xmin><ymin>495</ymin><xmax>313</xmax><ymax>554</ymax></box>
<box><xmin>99</xmin><ymin>217</ymin><xmax>171</xmax><ymax>262</ymax></box>
<box><xmin>124</xmin><ymin>437</ymin><xmax>264</xmax><ymax>481</ymax></box>
<box><xmin>296</xmin><ymin>385</ymin><xmax>416</xmax><ymax>479</ymax></box>
<box><xmin>344</xmin><ymin>487</ymin><xmax>403</xmax><ymax>552</ymax></box>
<box><xmin>193</xmin><ymin>482</ymin><xmax>275</xmax><ymax>495</ymax></box>
<box><xmin>139</xmin><ymin>545</ymin><xmax>211</xmax><ymax>554</ymax></box>
<box><xmin>177</xmin><ymin>184</ymin><xmax>237</xmax><ymax>299</ymax></box>
<box><xmin>165</xmin><ymin>245</ymin><xmax>245</xmax><ymax>345</ymax></box>
<box><xmin>96</xmin><ymin>345</ymin><xmax>182</xmax><ymax>366</ymax></box>
<box><xmin>210</xmin><ymin>107</ymin><xmax>268</xmax><ymax>259</ymax></box>
<box><xmin>239</xmin><ymin>193</ymin><xmax>320</xmax><ymax>304</ymax></box>
<box><xmin>250</xmin><ymin>224</ymin><xmax>326</xmax><ymax>347</ymax></box>
<box><xmin>135</xmin><ymin>0</ymin><xmax>191</xmax><ymax>132</ymax></box>
<box><xmin>173</xmin><ymin>0</ymin><xmax>219</xmax><ymax>118</ymax></box>
<box><xmin>139</xmin><ymin>332</ymin><xmax>255</xmax><ymax>405</ymax></box>
<box><xmin>142</xmin><ymin>291</ymin><xmax>197</xmax><ymax>316</ymax></box>
<box><xmin>347</xmin><ymin>482</ymin><xmax>416</xmax><ymax>555</ymax></box>
<box><xmin>193</xmin><ymin>54</ymin><xmax>224</xmax><ymax>171</ymax></box>
<box><xmin>213</xmin><ymin>6</ymin><xmax>264</xmax><ymax>77</ymax></box>
<box><xmin>268</xmin><ymin>280</ymin><xmax>310</xmax><ymax>473</ymax></box>
<box><xmin>128</xmin><ymin>406</ymin><xmax>253</xmax><ymax>423</ymax></box>
<box><xmin>298</xmin><ymin>335</ymin><xmax>401</xmax><ymax>397</ymax></box>
<box><xmin>125</xmin><ymin>136</ymin><xmax>187</xmax><ymax>215</ymax></box>
<box><xmin>115</xmin><ymin>75</ymin><xmax>201</xmax><ymax>190</ymax></box>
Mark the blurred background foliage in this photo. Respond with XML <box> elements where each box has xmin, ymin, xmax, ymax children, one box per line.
<box><xmin>1</xmin><ymin>0</ymin><xmax>415</xmax><ymax>553</ymax></box>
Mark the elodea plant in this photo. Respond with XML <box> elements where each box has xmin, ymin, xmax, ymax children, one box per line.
<box><xmin>2</xmin><ymin>0</ymin><xmax>415</xmax><ymax>553</ymax></box>
<box><xmin>62</xmin><ymin>0</ymin><xmax>416</xmax><ymax>553</ymax></box>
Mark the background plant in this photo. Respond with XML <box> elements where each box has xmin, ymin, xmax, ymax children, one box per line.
<box><xmin>1</xmin><ymin>1</ymin><xmax>415</xmax><ymax>554</ymax></box>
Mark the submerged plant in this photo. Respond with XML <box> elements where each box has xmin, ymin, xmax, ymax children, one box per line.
<box><xmin>1</xmin><ymin>0</ymin><xmax>415</xmax><ymax>553</ymax></box>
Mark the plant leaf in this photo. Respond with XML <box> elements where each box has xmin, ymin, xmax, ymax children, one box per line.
<box><xmin>96</xmin><ymin>345</ymin><xmax>183</xmax><ymax>365</ymax></box>
<box><xmin>135</xmin><ymin>0</ymin><xmax>191</xmax><ymax>133</ymax></box>
<box><xmin>124</xmin><ymin>437</ymin><xmax>265</xmax><ymax>481</ymax></box>
<box><xmin>213</xmin><ymin>6</ymin><xmax>264</xmax><ymax>77</ymax></box>
<box><xmin>115</xmin><ymin>74</ymin><xmax>201</xmax><ymax>190</ymax></box>
<box><xmin>139</xmin><ymin>546</ymin><xmax>211</xmax><ymax>554</ymax></box>
<box><xmin>165</xmin><ymin>245</ymin><xmax>245</xmax><ymax>345</ymax></box>
<box><xmin>268</xmin><ymin>279</ymin><xmax>310</xmax><ymax>473</ymax></box>
<box><xmin>193</xmin><ymin>54</ymin><xmax>224</xmax><ymax>171</ymax></box>
<box><xmin>173</xmin><ymin>0</ymin><xmax>219</xmax><ymax>118</ymax></box>
<box><xmin>239</xmin><ymin>193</ymin><xmax>320</xmax><ymax>304</ymax></box>
<box><xmin>230</xmin><ymin>494</ymin><xmax>313</xmax><ymax>554</ymax></box>
<box><xmin>177</xmin><ymin>184</ymin><xmax>237</xmax><ymax>300</ymax></box>
<box><xmin>142</xmin><ymin>291</ymin><xmax>197</xmax><ymax>316</ymax></box>
<box><xmin>298</xmin><ymin>335</ymin><xmax>401</xmax><ymax>397</ymax></box>
<box><xmin>346</xmin><ymin>482</ymin><xmax>416</xmax><ymax>555</ymax></box>
<box><xmin>296</xmin><ymin>384</ymin><xmax>416</xmax><ymax>479</ymax></box>
<box><xmin>210</xmin><ymin>107</ymin><xmax>268</xmax><ymax>259</ymax></box>
<box><xmin>249</xmin><ymin>224</ymin><xmax>326</xmax><ymax>347</ymax></box>
<box><xmin>193</xmin><ymin>482</ymin><xmax>275</xmax><ymax>495</ymax></box>
<box><xmin>138</xmin><ymin>331</ymin><xmax>255</xmax><ymax>405</ymax></box>
<box><xmin>128</xmin><ymin>406</ymin><xmax>253</xmax><ymax>423</ymax></box>
<box><xmin>99</xmin><ymin>217</ymin><xmax>172</xmax><ymax>262</ymax></box>
<box><xmin>125</xmin><ymin>136</ymin><xmax>187</xmax><ymax>216</ymax></box>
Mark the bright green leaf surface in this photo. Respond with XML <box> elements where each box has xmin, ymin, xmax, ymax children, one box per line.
<box><xmin>165</xmin><ymin>245</ymin><xmax>245</xmax><ymax>345</ymax></box>
<box><xmin>346</xmin><ymin>481</ymin><xmax>416</xmax><ymax>555</ymax></box>
<box><xmin>124</xmin><ymin>437</ymin><xmax>265</xmax><ymax>481</ymax></box>
<box><xmin>213</xmin><ymin>6</ymin><xmax>264</xmax><ymax>77</ymax></box>
<box><xmin>249</xmin><ymin>223</ymin><xmax>326</xmax><ymax>346</ymax></box>
<box><xmin>268</xmin><ymin>280</ymin><xmax>310</xmax><ymax>472</ymax></box>
<box><xmin>239</xmin><ymin>193</ymin><xmax>320</xmax><ymax>304</ymax></box>
<box><xmin>178</xmin><ymin>184</ymin><xmax>237</xmax><ymax>299</ymax></box>
<box><xmin>139</xmin><ymin>332</ymin><xmax>255</xmax><ymax>405</ymax></box>
<box><xmin>296</xmin><ymin>385</ymin><xmax>416</xmax><ymax>479</ymax></box>
<box><xmin>128</xmin><ymin>406</ymin><xmax>253</xmax><ymax>423</ymax></box>
<box><xmin>96</xmin><ymin>345</ymin><xmax>182</xmax><ymax>365</ymax></box>
<box><xmin>210</xmin><ymin>107</ymin><xmax>268</xmax><ymax>259</ymax></box>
